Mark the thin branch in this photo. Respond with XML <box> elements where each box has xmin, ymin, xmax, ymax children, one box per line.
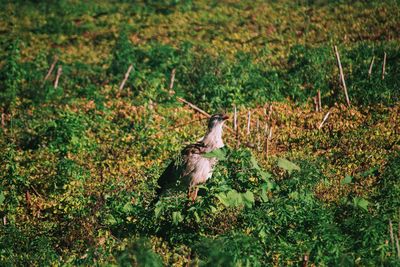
<box><xmin>177</xmin><ymin>97</ymin><xmax>210</xmax><ymax>117</ymax></box>
<box><xmin>318</xmin><ymin>110</ymin><xmax>331</xmax><ymax>130</ymax></box>
<box><xmin>169</xmin><ymin>68</ymin><xmax>176</xmax><ymax>91</ymax></box>
<box><xmin>119</xmin><ymin>64</ymin><xmax>133</xmax><ymax>91</ymax></box>
<box><xmin>302</xmin><ymin>254</ymin><xmax>309</xmax><ymax>267</ymax></box>
<box><xmin>318</xmin><ymin>90</ymin><xmax>322</xmax><ymax>111</ymax></box>
<box><xmin>1</xmin><ymin>113</ymin><xmax>5</xmax><ymax>128</ymax></box>
<box><xmin>313</xmin><ymin>97</ymin><xmax>318</xmax><ymax>112</ymax></box>
<box><xmin>234</xmin><ymin>105</ymin><xmax>237</xmax><ymax>132</ymax></box>
<box><xmin>44</xmin><ymin>55</ymin><xmax>58</xmax><ymax>82</ymax></box>
<box><xmin>246</xmin><ymin>111</ymin><xmax>251</xmax><ymax>136</ymax></box>
<box><xmin>368</xmin><ymin>56</ymin><xmax>375</xmax><ymax>77</ymax></box>
<box><xmin>334</xmin><ymin>45</ymin><xmax>350</xmax><ymax>107</ymax></box>
<box><xmin>54</xmin><ymin>65</ymin><xmax>62</xmax><ymax>89</ymax></box>
<box><xmin>382</xmin><ymin>52</ymin><xmax>387</xmax><ymax>80</ymax></box>
<box><xmin>390</xmin><ymin>220</ymin><xmax>394</xmax><ymax>248</ymax></box>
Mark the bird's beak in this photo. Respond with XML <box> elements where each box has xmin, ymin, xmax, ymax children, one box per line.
<box><xmin>222</xmin><ymin>114</ymin><xmax>229</xmax><ymax>121</ymax></box>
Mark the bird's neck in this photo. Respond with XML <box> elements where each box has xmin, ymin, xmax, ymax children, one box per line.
<box><xmin>202</xmin><ymin>124</ymin><xmax>224</xmax><ymax>149</ymax></box>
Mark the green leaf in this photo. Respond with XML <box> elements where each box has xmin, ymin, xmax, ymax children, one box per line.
<box><xmin>203</xmin><ymin>148</ymin><xmax>226</xmax><ymax>160</ymax></box>
<box><xmin>154</xmin><ymin>203</ymin><xmax>163</xmax><ymax>218</ymax></box>
<box><xmin>0</xmin><ymin>191</ymin><xmax>4</xmax><ymax>205</ymax></box>
<box><xmin>122</xmin><ymin>202</ymin><xmax>134</xmax><ymax>213</ymax></box>
<box><xmin>259</xmin><ymin>170</ymin><xmax>272</xmax><ymax>181</ymax></box>
<box><xmin>260</xmin><ymin>188</ymin><xmax>269</xmax><ymax>202</ymax></box>
<box><xmin>193</xmin><ymin>211</ymin><xmax>201</xmax><ymax>223</ymax></box>
<box><xmin>277</xmin><ymin>158</ymin><xmax>300</xmax><ymax>173</ymax></box>
<box><xmin>172</xmin><ymin>211</ymin><xmax>184</xmax><ymax>225</ymax></box>
<box><xmin>250</xmin><ymin>155</ymin><xmax>261</xmax><ymax>170</ymax></box>
<box><xmin>242</xmin><ymin>191</ymin><xmax>255</xmax><ymax>207</ymax></box>
<box><xmin>353</xmin><ymin>197</ymin><xmax>369</xmax><ymax>211</ymax></box>
<box><xmin>216</xmin><ymin>192</ymin><xmax>230</xmax><ymax>207</ymax></box>
<box><xmin>104</xmin><ymin>214</ymin><xmax>117</xmax><ymax>226</ymax></box>
<box><xmin>341</xmin><ymin>175</ymin><xmax>353</xmax><ymax>185</ymax></box>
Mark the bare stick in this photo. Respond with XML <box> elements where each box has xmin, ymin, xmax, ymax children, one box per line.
<box><xmin>44</xmin><ymin>56</ymin><xmax>58</xmax><ymax>82</ymax></box>
<box><xmin>54</xmin><ymin>65</ymin><xmax>62</xmax><ymax>89</ymax></box>
<box><xmin>302</xmin><ymin>254</ymin><xmax>309</xmax><ymax>267</ymax></box>
<box><xmin>2</xmin><ymin>216</ymin><xmax>6</xmax><ymax>225</ymax></box>
<box><xmin>268</xmin><ymin>104</ymin><xmax>273</xmax><ymax>119</ymax></box>
<box><xmin>334</xmin><ymin>45</ymin><xmax>350</xmax><ymax>107</ymax></box>
<box><xmin>382</xmin><ymin>52</ymin><xmax>387</xmax><ymax>80</ymax></box>
<box><xmin>313</xmin><ymin>97</ymin><xmax>318</xmax><ymax>112</ymax></box>
<box><xmin>256</xmin><ymin>118</ymin><xmax>259</xmax><ymax>133</ymax></box>
<box><xmin>169</xmin><ymin>68</ymin><xmax>176</xmax><ymax>91</ymax></box>
<box><xmin>246</xmin><ymin>111</ymin><xmax>251</xmax><ymax>136</ymax></box>
<box><xmin>176</xmin><ymin>97</ymin><xmax>234</xmax><ymax>134</ymax></box>
<box><xmin>25</xmin><ymin>191</ymin><xmax>31</xmax><ymax>207</ymax></box>
<box><xmin>119</xmin><ymin>64</ymin><xmax>133</xmax><ymax>91</ymax></box>
<box><xmin>318</xmin><ymin>110</ymin><xmax>331</xmax><ymax>130</ymax></box>
<box><xmin>236</xmin><ymin>116</ymin><xmax>240</xmax><ymax>146</ymax></box>
<box><xmin>265</xmin><ymin>134</ymin><xmax>269</xmax><ymax>159</ymax></box>
<box><xmin>177</xmin><ymin>97</ymin><xmax>211</xmax><ymax>118</ymax></box>
<box><xmin>396</xmin><ymin>235</ymin><xmax>400</xmax><ymax>259</ymax></box>
<box><xmin>390</xmin><ymin>220</ymin><xmax>394</xmax><ymax>248</ymax></box>
<box><xmin>269</xmin><ymin>126</ymin><xmax>273</xmax><ymax>140</ymax></box>
<box><xmin>318</xmin><ymin>90</ymin><xmax>322</xmax><ymax>111</ymax></box>
<box><xmin>234</xmin><ymin>106</ymin><xmax>237</xmax><ymax>132</ymax></box>
<box><xmin>368</xmin><ymin>56</ymin><xmax>375</xmax><ymax>77</ymax></box>
<box><xmin>1</xmin><ymin>113</ymin><xmax>5</xmax><ymax>128</ymax></box>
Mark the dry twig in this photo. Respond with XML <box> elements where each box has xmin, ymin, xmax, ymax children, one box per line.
<box><xmin>334</xmin><ymin>45</ymin><xmax>350</xmax><ymax>107</ymax></box>
<box><xmin>246</xmin><ymin>111</ymin><xmax>251</xmax><ymax>136</ymax></box>
<box><xmin>169</xmin><ymin>68</ymin><xmax>176</xmax><ymax>92</ymax></box>
<box><xmin>382</xmin><ymin>52</ymin><xmax>387</xmax><ymax>80</ymax></box>
<box><xmin>44</xmin><ymin>55</ymin><xmax>58</xmax><ymax>82</ymax></box>
<box><xmin>368</xmin><ymin>56</ymin><xmax>375</xmax><ymax>77</ymax></box>
<box><xmin>318</xmin><ymin>110</ymin><xmax>331</xmax><ymax>130</ymax></box>
<box><xmin>119</xmin><ymin>64</ymin><xmax>133</xmax><ymax>91</ymax></box>
<box><xmin>54</xmin><ymin>65</ymin><xmax>62</xmax><ymax>88</ymax></box>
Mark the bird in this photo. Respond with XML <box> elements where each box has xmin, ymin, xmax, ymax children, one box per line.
<box><xmin>155</xmin><ymin>113</ymin><xmax>229</xmax><ymax>202</ymax></box>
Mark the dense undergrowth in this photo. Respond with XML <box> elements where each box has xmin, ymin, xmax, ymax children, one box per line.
<box><xmin>1</xmin><ymin>0</ymin><xmax>400</xmax><ymax>266</ymax></box>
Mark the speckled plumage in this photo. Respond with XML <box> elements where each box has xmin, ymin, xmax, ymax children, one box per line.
<box><xmin>156</xmin><ymin>114</ymin><xmax>228</xmax><ymax>201</ymax></box>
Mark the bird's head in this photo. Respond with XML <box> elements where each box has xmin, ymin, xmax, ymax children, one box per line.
<box><xmin>208</xmin><ymin>113</ymin><xmax>229</xmax><ymax>130</ymax></box>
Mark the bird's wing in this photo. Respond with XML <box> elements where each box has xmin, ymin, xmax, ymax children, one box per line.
<box><xmin>157</xmin><ymin>141</ymin><xmax>207</xmax><ymax>195</ymax></box>
<box><xmin>156</xmin><ymin>160</ymin><xmax>179</xmax><ymax>196</ymax></box>
<box><xmin>180</xmin><ymin>141</ymin><xmax>208</xmax><ymax>176</ymax></box>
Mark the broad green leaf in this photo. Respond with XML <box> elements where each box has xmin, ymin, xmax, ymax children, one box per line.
<box><xmin>259</xmin><ymin>170</ymin><xmax>272</xmax><ymax>181</ymax></box>
<box><xmin>216</xmin><ymin>192</ymin><xmax>230</xmax><ymax>207</ymax></box>
<box><xmin>210</xmin><ymin>205</ymin><xmax>218</xmax><ymax>213</ymax></box>
<box><xmin>353</xmin><ymin>197</ymin><xmax>369</xmax><ymax>211</ymax></box>
<box><xmin>0</xmin><ymin>191</ymin><xmax>4</xmax><ymax>205</ymax></box>
<box><xmin>250</xmin><ymin>155</ymin><xmax>261</xmax><ymax>170</ymax></box>
<box><xmin>341</xmin><ymin>175</ymin><xmax>353</xmax><ymax>185</ymax></box>
<box><xmin>154</xmin><ymin>203</ymin><xmax>163</xmax><ymax>218</ymax></box>
<box><xmin>277</xmin><ymin>158</ymin><xmax>300</xmax><ymax>173</ymax></box>
<box><xmin>122</xmin><ymin>202</ymin><xmax>134</xmax><ymax>213</ymax></box>
<box><xmin>172</xmin><ymin>211</ymin><xmax>184</xmax><ymax>225</ymax></box>
<box><xmin>104</xmin><ymin>214</ymin><xmax>117</xmax><ymax>226</ymax></box>
<box><xmin>203</xmin><ymin>148</ymin><xmax>226</xmax><ymax>160</ymax></box>
<box><xmin>242</xmin><ymin>191</ymin><xmax>255</xmax><ymax>207</ymax></box>
<box><xmin>260</xmin><ymin>188</ymin><xmax>269</xmax><ymax>202</ymax></box>
<box><xmin>226</xmin><ymin>190</ymin><xmax>241</xmax><ymax>206</ymax></box>
<box><xmin>193</xmin><ymin>211</ymin><xmax>201</xmax><ymax>223</ymax></box>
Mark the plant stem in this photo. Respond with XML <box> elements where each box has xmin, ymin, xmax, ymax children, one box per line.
<box><xmin>119</xmin><ymin>64</ymin><xmax>133</xmax><ymax>91</ymax></box>
<box><xmin>334</xmin><ymin>45</ymin><xmax>350</xmax><ymax>107</ymax></box>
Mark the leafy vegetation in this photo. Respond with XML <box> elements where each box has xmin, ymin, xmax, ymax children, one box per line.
<box><xmin>0</xmin><ymin>0</ymin><xmax>399</xmax><ymax>266</ymax></box>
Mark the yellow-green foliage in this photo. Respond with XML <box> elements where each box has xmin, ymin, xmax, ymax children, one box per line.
<box><xmin>0</xmin><ymin>0</ymin><xmax>399</xmax><ymax>266</ymax></box>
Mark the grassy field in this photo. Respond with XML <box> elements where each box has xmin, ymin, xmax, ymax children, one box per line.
<box><xmin>0</xmin><ymin>0</ymin><xmax>399</xmax><ymax>266</ymax></box>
